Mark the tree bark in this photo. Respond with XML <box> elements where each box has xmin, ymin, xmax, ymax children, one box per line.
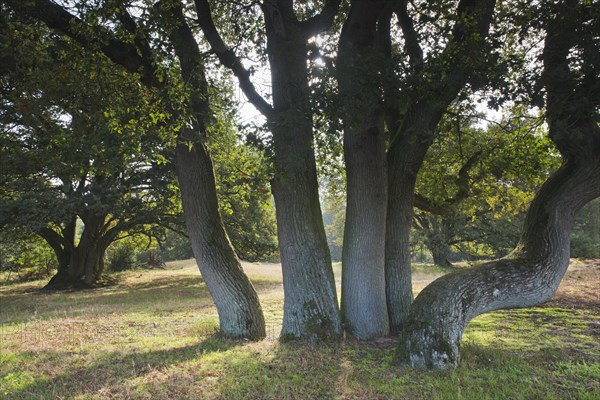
<box><xmin>193</xmin><ymin>0</ymin><xmax>342</xmax><ymax>339</ymax></box>
<box><xmin>423</xmin><ymin>216</ymin><xmax>454</xmax><ymax>268</ymax></box>
<box><xmin>337</xmin><ymin>0</ymin><xmax>390</xmax><ymax>339</ymax></box>
<box><xmin>176</xmin><ymin>133</ymin><xmax>266</xmax><ymax>339</ymax></box>
<box><xmin>397</xmin><ymin>2</ymin><xmax>599</xmax><ymax>367</ymax></box>
<box><xmin>265</xmin><ymin>6</ymin><xmax>341</xmax><ymax>339</ymax></box>
<box><xmin>167</xmin><ymin>2</ymin><xmax>266</xmax><ymax>339</ymax></box>
<box><xmin>386</xmin><ymin>137</ymin><xmax>430</xmax><ymax>334</ymax></box>
<box><xmin>384</xmin><ymin>0</ymin><xmax>496</xmax><ymax>334</ymax></box>
<box><xmin>396</xmin><ymin>157</ymin><xmax>600</xmax><ymax>368</ymax></box>
<box><xmin>42</xmin><ymin>216</ymin><xmax>106</xmax><ymax>290</ymax></box>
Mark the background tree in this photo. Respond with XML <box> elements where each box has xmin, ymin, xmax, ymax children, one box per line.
<box><xmin>413</xmin><ymin>108</ymin><xmax>561</xmax><ymax>266</ymax></box>
<box><xmin>0</xmin><ymin>17</ymin><xmax>179</xmax><ymax>288</ymax></box>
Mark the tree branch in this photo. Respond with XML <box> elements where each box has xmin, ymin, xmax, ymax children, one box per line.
<box><xmin>395</xmin><ymin>0</ymin><xmax>423</xmax><ymax>70</ymax></box>
<box><xmin>299</xmin><ymin>0</ymin><xmax>342</xmax><ymax>38</ymax></box>
<box><xmin>193</xmin><ymin>0</ymin><xmax>274</xmax><ymax>118</ymax></box>
<box><xmin>5</xmin><ymin>0</ymin><xmax>159</xmax><ymax>87</ymax></box>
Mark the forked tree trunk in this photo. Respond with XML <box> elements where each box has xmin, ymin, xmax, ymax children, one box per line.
<box><xmin>384</xmin><ymin>0</ymin><xmax>496</xmax><ymax>335</ymax></box>
<box><xmin>338</xmin><ymin>0</ymin><xmax>390</xmax><ymax>339</ymax></box>
<box><xmin>42</xmin><ymin>217</ymin><xmax>107</xmax><ymax>290</ymax></box>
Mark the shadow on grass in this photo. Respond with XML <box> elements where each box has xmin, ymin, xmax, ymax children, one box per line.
<box><xmin>0</xmin><ymin>275</ymin><xmax>214</xmax><ymax>326</ymax></box>
<box><xmin>5</xmin><ymin>334</ymin><xmax>243</xmax><ymax>400</ymax></box>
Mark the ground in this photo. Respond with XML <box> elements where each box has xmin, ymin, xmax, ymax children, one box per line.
<box><xmin>0</xmin><ymin>259</ymin><xmax>598</xmax><ymax>399</ymax></box>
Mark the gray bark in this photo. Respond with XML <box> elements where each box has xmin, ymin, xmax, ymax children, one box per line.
<box><xmin>176</xmin><ymin>135</ymin><xmax>266</xmax><ymax>339</ymax></box>
<box><xmin>265</xmin><ymin>4</ymin><xmax>341</xmax><ymax>339</ymax></box>
<box><xmin>397</xmin><ymin>158</ymin><xmax>600</xmax><ymax>368</ymax></box>
<box><xmin>397</xmin><ymin>2</ymin><xmax>599</xmax><ymax>367</ymax></box>
<box><xmin>338</xmin><ymin>0</ymin><xmax>390</xmax><ymax>339</ymax></box>
<box><xmin>193</xmin><ymin>0</ymin><xmax>342</xmax><ymax>339</ymax></box>
<box><xmin>168</xmin><ymin>2</ymin><xmax>266</xmax><ymax>340</ymax></box>
<box><xmin>384</xmin><ymin>0</ymin><xmax>496</xmax><ymax>334</ymax></box>
<box><xmin>386</xmin><ymin>139</ymin><xmax>429</xmax><ymax>333</ymax></box>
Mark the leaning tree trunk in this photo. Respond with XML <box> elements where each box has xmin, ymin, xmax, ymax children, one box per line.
<box><xmin>265</xmin><ymin>7</ymin><xmax>341</xmax><ymax>340</ymax></box>
<box><xmin>337</xmin><ymin>0</ymin><xmax>390</xmax><ymax>339</ymax></box>
<box><xmin>168</xmin><ymin>2</ymin><xmax>265</xmax><ymax>340</ymax></box>
<box><xmin>176</xmin><ymin>134</ymin><xmax>266</xmax><ymax>340</ymax></box>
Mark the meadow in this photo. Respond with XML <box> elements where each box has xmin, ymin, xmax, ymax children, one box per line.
<box><xmin>1</xmin><ymin>259</ymin><xmax>598</xmax><ymax>399</ymax></box>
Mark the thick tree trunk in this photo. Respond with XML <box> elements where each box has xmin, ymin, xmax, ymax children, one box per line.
<box><xmin>265</xmin><ymin>5</ymin><xmax>341</xmax><ymax>340</ymax></box>
<box><xmin>386</xmin><ymin>133</ymin><xmax>432</xmax><ymax>334</ymax></box>
<box><xmin>341</xmin><ymin>117</ymin><xmax>389</xmax><ymax>339</ymax></box>
<box><xmin>176</xmin><ymin>133</ymin><xmax>266</xmax><ymax>340</ymax></box>
<box><xmin>167</xmin><ymin>2</ymin><xmax>266</xmax><ymax>340</ymax></box>
<box><xmin>337</xmin><ymin>0</ymin><xmax>390</xmax><ymax>339</ymax></box>
<box><xmin>396</xmin><ymin>1</ymin><xmax>599</xmax><ymax>368</ymax></box>
<box><xmin>42</xmin><ymin>217</ymin><xmax>107</xmax><ymax>290</ymax></box>
<box><xmin>396</xmin><ymin>158</ymin><xmax>600</xmax><ymax>368</ymax></box>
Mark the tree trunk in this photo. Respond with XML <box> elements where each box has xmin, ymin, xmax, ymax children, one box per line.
<box><xmin>396</xmin><ymin>1</ymin><xmax>599</xmax><ymax>368</ymax></box>
<box><xmin>396</xmin><ymin>158</ymin><xmax>600</xmax><ymax>368</ymax></box>
<box><xmin>265</xmin><ymin>5</ymin><xmax>341</xmax><ymax>340</ymax></box>
<box><xmin>386</xmin><ymin>132</ymin><xmax>432</xmax><ymax>334</ymax></box>
<box><xmin>337</xmin><ymin>0</ymin><xmax>389</xmax><ymax>339</ymax></box>
<box><xmin>423</xmin><ymin>216</ymin><xmax>454</xmax><ymax>268</ymax></box>
<box><xmin>167</xmin><ymin>2</ymin><xmax>266</xmax><ymax>340</ymax></box>
<box><xmin>176</xmin><ymin>133</ymin><xmax>266</xmax><ymax>340</ymax></box>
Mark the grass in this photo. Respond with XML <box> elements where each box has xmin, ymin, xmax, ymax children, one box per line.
<box><xmin>1</xmin><ymin>259</ymin><xmax>598</xmax><ymax>399</ymax></box>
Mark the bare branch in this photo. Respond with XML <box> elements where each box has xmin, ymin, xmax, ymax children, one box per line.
<box><xmin>193</xmin><ymin>0</ymin><xmax>273</xmax><ymax>118</ymax></box>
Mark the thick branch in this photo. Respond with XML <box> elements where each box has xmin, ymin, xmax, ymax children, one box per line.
<box><xmin>413</xmin><ymin>194</ymin><xmax>449</xmax><ymax>216</ymax></box>
<box><xmin>161</xmin><ymin>0</ymin><xmax>211</xmax><ymax>126</ymax></box>
<box><xmin>299</xmin><ymin>0</ymin><xmax>342</xmax><ymax>38</ymax></box>
<box><xmin>38</xmin><ymin>226</ymin><xmax>68</xmax><ymax>254</ymax></box>
<box><xmin>5</xmin><ymin>0</ymin><xmax>158</xmax><ymax>87</ymax></box>
<box><xmin>193</xmin><ymin>0</ymin><xmax>273</xmax><ymax>118</ymax></box>
<box><xmin>395</xmin><ymin>0</ymin><xmax>423</xmax><ymax>70</ymax></box>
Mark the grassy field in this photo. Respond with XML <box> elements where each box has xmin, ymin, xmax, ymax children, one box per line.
<box><xmin>0</xmin><ymin>259</ymin><xmax>598</xmax><ymax>399</ymax></box>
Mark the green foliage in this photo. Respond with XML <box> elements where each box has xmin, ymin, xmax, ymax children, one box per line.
<box><xmin>0</xmin><ymin>14</ymin><xmax>181</xmax><ymax>276</ymax></box>
<box><xmin>106</xmin><ymin>241</ymin><xmax>138</xmax><ymax>272</ymax></box>
<box><xmin>414</xmin><ymin>107</ymin><xmax>561</xmax><ymax>261</ymax></box>
<box><xmin>0</xmin><ymin>229</ymin><xmax>55</xmax><ymax>281</ymax></box>
<box><xmin>159</xmin><ymin>230</ymin><xmax>194</xmax><ymax>262</ymax></box>
<box><xmin>208</xmin><ymin>97</ymin><xmax>278</xmax><ymax>262</ymax></box>
<box><xmin>571</xmin><ymin>198</ymin><xmax>600</xmax><ymax>259</ymax></box>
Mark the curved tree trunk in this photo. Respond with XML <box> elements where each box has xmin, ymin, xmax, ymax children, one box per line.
<box><xmin>338</xmin><ymin>0</ymin><xmax>390</xmax><ymax>339</ymax></box>
<box><xmin>396</xmin><ymin>158</ymin><xmax>600</xmax><ymax>368</ymax></box>
<box><xmin>168</xmin><ymin>2</ymin><xmax>266</xmax><ymax>340</ymax></box>
<box><xmin>176</xmin><ymin>135</ymin><xmax>266</xmax><ymax>340</ymax></box>
<box><xmin>265</xmin><ymin>5</ymin><xmax>341</xmax><ymax>340</ymax></box>
<box><xmin>396</xmin><ymin>1</ymin><xmax>599</xmax><ymax>368</ymax></box>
